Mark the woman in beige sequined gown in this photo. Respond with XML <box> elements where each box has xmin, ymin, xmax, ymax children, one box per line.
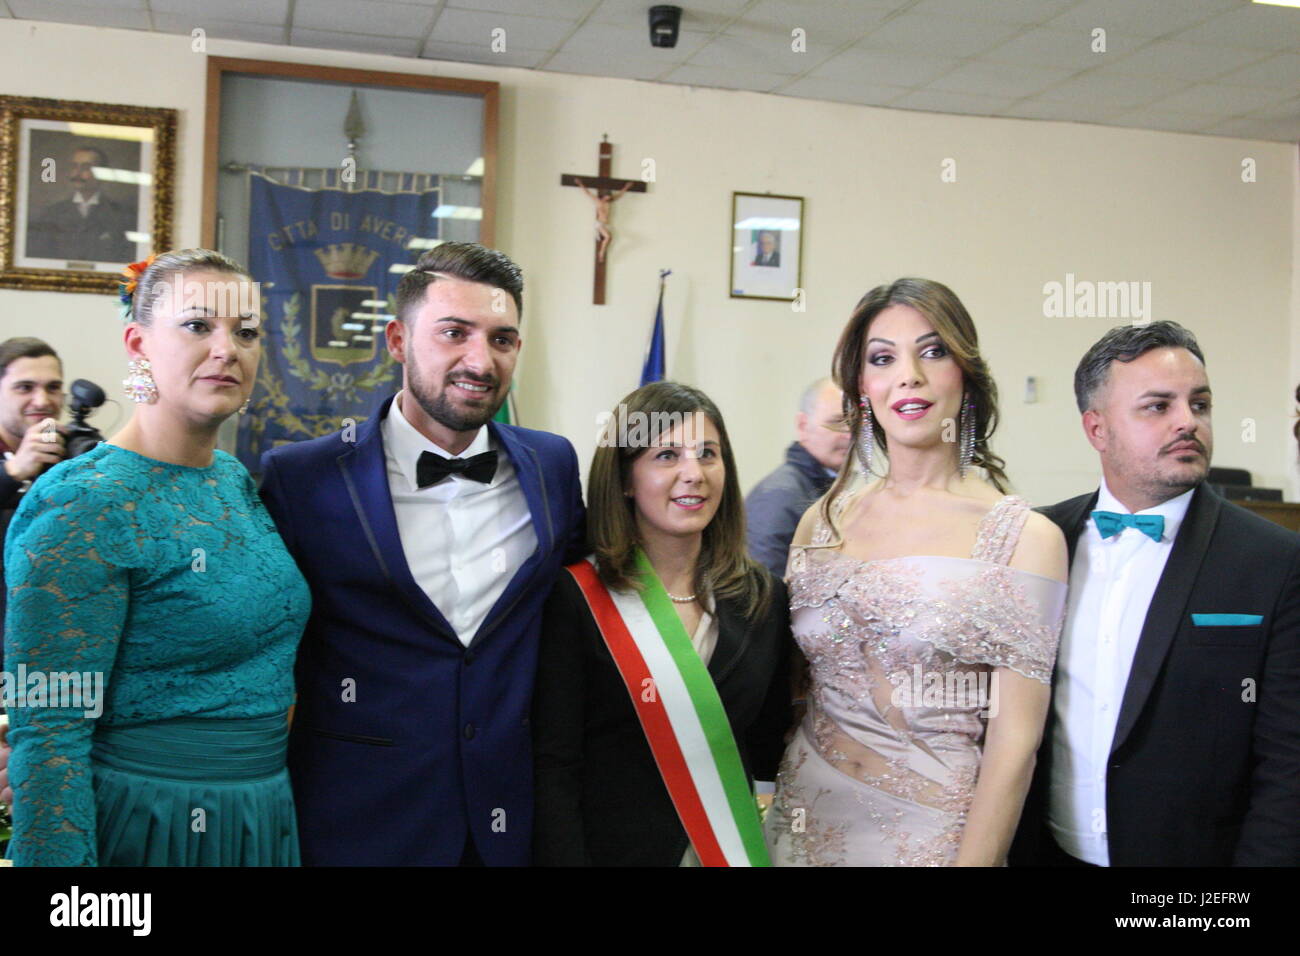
<box><xmin>764</xmin><ymin>279</ymin><xmax>1068</xmax><ymax>867</ymax></box>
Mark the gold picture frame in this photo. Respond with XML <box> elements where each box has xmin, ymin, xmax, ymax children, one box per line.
<box><xmin>0</xmin><ymin>95</ymin><xmax>176</xmax><ymax>293</ymax></box>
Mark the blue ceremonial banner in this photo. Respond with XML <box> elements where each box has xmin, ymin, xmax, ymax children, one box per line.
<box><xmin>236</xmin><ymin>173</ymin><xmax>439</xmax><ymax>472</ymax></box>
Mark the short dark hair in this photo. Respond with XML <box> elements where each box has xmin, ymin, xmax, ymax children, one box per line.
<box><xmin>1073</xmin><ymin>320</ymin><xmax>1206</xmax><ymax>413</ymax></box>
<box><xmin>0</xmin><ymin>337</ymin><xmax>60</xmax><ymax>380</ymax></box>
<box><xmin>390</xmin><ymin>240</ymin><xmax>522</xmax><ymax>327</ymax></box>
<box><xmin>394</xmin><ymin>242</ymin><xmax>524</xmax><ymax>324</ymax></box>
<box><xmin>72</xmin><ymin>144</ymin><xmax>109</xmax><ymax>167</ymax></box>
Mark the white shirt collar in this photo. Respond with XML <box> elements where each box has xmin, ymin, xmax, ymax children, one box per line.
<box><xmin>1095</xmin><ymin>478</ymin><xmax>1194</xmax><ymax>544</ymax></box>
<box><xmin>385</xmin><ymin>390</ymin><xmax>491</xmax><ymax>490</ymax></box>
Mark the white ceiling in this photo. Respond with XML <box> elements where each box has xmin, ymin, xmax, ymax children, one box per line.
<box><xmin>5</xmin><ymin>0</ymin><xmax>1298</xmax><ymax>142</ymax></box>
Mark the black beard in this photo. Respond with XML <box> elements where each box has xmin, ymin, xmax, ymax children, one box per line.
<box><xmin>409</xmin><ymin>377</ymin><xmax>501</xmax><ymax>433</ymax></box>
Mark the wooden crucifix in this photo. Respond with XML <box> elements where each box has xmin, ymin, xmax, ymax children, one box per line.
<box><xmin>561</xmin><ymin>135</ymin><xmax>647</xmax><ymax>305</ymax></box>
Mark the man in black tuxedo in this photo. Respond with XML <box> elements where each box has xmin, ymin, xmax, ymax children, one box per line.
<box><xmin>1012</xmin><ymin>320</ymin><xmax>1300</xmax><ymax>867</ymax></box>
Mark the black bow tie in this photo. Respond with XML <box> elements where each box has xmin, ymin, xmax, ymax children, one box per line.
<box><xmin>416</xmin><ymin>449</ymin><xmax>498</xmax><ymax>488</ymax></box>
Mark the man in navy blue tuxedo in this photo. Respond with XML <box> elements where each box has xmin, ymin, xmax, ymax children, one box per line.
<box><xmin>259</xmin><ymin>242</ymin><xmax>586</xmax><ymax>865</ymax></box>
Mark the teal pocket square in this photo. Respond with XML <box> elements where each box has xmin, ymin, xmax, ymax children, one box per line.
<box><xmin>1191</xmin><ymin>613</ymin><xmax>1263</xmax><ymax>627</ymax></box>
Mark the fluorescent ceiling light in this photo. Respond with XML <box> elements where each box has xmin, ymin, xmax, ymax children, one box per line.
<box><xmin>68</xmin><ymin>123</ymin><xmax>154</xmax><ymax>142</ymax></box>
<box><xmin>92</xmin><ymin>167</ymin><xmax>151</xmax><ymax>185</ymax></box>
<box><xmin>1252</xmin><ymin>1</ymin><xmax>1300</xmax><ymax>8</ymax></box>
<box><xmin>432</xmin><ymin>205</ymin><xmax>483</xmax><ymax>220</ymax></box>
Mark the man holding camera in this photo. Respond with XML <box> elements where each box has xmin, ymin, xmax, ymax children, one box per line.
<box><xmin>0</xmin><ymin>338</ymin><xmax>67</xmax><ymax>647</ymax></box>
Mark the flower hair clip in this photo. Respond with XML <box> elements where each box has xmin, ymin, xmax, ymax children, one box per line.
<box><xmin>119</xmin><ymin>253</ymin><xmax>157</xmax><ymax>310</ymax></box>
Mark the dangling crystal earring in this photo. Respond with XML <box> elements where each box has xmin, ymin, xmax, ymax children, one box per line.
<box><xmin>856</xmin><ymin>396</ymin><xmax>874</xmax><ymax>478</ymax></box>
<box><xmin>239</xmin><ymin>399</ymin><xmax>251</xmax><ymax>415</ymax></box>
<box><xmin>958</xmin><ymin>391</ymin><xmax>976</xmax><ymax>478</ymax></box>
<box><xmin>124</xmin><ymin>358</ymin><xmax>158</xmax><ymax>404</ymax></box>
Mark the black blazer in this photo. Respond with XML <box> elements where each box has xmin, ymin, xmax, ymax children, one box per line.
<box><xmin>1010</xmin><ymin>483</ymin><xmax>1300</xmax><ymax>866</ymax></box>
<box><xmin>533</xmin><ymin>568</ymin><xmax>794</xmax><ymax>866</ymax></box>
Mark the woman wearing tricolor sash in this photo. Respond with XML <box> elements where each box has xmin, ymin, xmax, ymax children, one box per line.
<box><xmin>533</xmin><ymin>382</ymin><xmax>794</xmax><ymax>866</ymax></box>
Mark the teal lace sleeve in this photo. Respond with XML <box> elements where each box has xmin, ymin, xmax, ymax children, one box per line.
<box><xmin>4</xmin><ymin>470</ymin><xmax>139</xmax><ymax>867</ymax></box>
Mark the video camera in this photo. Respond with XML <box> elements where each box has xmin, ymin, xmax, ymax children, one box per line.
<box><xmin>64</xmin><ymin>379</ymin><xmax>106</xmax><ymax>459</ymax></box>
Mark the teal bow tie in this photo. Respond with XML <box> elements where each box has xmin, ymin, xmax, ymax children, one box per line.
<box><xmin>1092</xmin><ymin>510</ymin><xmax>1164</xmax><ymax>542</ymax></box>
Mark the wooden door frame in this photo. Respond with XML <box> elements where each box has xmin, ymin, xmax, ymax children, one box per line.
<box><xmin>201</xmin><ymin>56</ymin><xmax>498</xmax><ymax>248</ymax></box>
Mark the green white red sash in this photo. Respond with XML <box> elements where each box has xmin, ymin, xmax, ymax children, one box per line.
<box><xmin>566</xmin><ymin>551</ymin><xmax>771</xmax><ymax>867</ymax></box>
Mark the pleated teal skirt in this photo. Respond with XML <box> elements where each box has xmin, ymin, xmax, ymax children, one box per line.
<box><xmin>90</xmin><ymin>714</ymin><xmax>300</xmax><ymax>867</ymax></box>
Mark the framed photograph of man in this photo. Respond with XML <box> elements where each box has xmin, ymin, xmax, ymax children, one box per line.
<box><xmin>0</xmin><ymin>95</ymin><xmax>176</xmax><ymax>293</ymax></box>
<box><xmin>729</xmin><ymin>191</ymin><xmax>803</xmax><ymax>302</ymax></box>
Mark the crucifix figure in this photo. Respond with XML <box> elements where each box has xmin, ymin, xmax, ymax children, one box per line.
<box><xmin>561</xmin><ymin>135</ymin><xmax>647</xmax><ymax>305</ymax></box>
<box><xmin>575</xmin><ymin>178</ymin><xmax>632</xmax><ymax>264</ymax></box>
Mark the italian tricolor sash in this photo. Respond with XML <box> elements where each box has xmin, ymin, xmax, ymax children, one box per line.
<box><xmin>567</xmin><ymin>551</ymin><xmax>771</xmax><ymax>867</ymax></box>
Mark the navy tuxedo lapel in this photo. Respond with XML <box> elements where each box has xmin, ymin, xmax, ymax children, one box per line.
<box><xmin>468</xmin><ymin>422</ymin><xmax>552</xmax><ymax>648</ymax></box>
<box><xmin>336</xmin><ymin>395</ymin><xmax>459</xmax><ymax>644</ymax></box>
<box><xmin>1111</xmin><ymin>483</ymin><xmax>1220</xmax><ymax>756</ymax></box>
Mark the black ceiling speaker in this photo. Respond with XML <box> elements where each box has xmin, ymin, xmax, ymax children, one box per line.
<box><xmin>649</xmin><ymin>5</ymin><xmax>682</xmax><ymax>48</ymax></box>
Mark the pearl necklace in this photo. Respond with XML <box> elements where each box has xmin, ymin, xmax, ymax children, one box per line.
<box><xmin>666</xmin><ymin>591</ymin><xmax>697</xmax><ymax>604</ymax></box>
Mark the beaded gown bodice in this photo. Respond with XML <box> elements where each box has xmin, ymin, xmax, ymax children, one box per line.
<box><xmin>764</xmin><ymin>494</ymin><xmax>1066</xmax><ymax>866</ymax></box>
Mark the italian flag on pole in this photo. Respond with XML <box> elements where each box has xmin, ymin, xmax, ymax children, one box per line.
<box><xmin>567</xmin><ymin>552</ymin><xmax>771</xmax><ymax>866</ymax></box>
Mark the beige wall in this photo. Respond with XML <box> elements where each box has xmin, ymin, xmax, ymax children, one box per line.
<box><xmin>2</xmin><ymin>19</ymin><xmax>1296</xmax><ymax>505</ymax></box>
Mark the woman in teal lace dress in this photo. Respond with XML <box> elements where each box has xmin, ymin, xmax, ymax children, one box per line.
<box><xmin>3</xmin><ymin>249</ymin><xmax>311</xmax><ymax>866</ymax></box>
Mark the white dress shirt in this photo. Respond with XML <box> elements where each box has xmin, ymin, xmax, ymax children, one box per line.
<box><xmin>1048</xmin><ymin>479</ymin><xmax>1194</xmax><ymax>865</ymax></box>
<box><xmin>73</xmin><ymin>191</ymin><xmax>100</xmax><ymax>218</ymax></box>
<box><xmin>381</xmin><ymin>391</ymin><xmax>537</xmax><ymax>646</ymax></box>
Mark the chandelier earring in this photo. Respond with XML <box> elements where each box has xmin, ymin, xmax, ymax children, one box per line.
<box><xmin>856</xmin><ymin>396</ymin><xmax>874</xmax><ymax>478</ymax></box>
<box><xmin>124</xmin><ymin>358</ymin><xmax>158</xmax><ymax>405</ymax></box>
<box><xmin>958</xmin><ymin>391</ymin><xmax>976</xmax><ymax>477</ymax></box>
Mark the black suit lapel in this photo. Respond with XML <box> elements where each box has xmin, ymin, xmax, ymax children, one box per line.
<box><xmin>1042</xmin><ymin>491</ymin><xmax>1098</xmax><ymax>567</ymax></box>
<box><xmin>1110</xmin><ymin>483</ymin><xmax>1220</xmax><ymax>756</ymax></box>
<box><xmin>1034</xmin><ymin>491</ymin><xmax>1098</xmax><ymax>758</ymax></box>
<box><xmin>707</xmin><ymin>597</ymin><xmax>752</xmax><ymax>687</ymax></box>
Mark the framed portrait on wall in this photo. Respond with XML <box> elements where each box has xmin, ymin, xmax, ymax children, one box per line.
<box><xmin>0</xmin><ymin>95</ymin><xmax>176</xmax><ymax>293</ymax></box>
<box><xmin>729</xmin><ymin>191</ymin><xmax>804</xmax><ymax>302</ymax></box>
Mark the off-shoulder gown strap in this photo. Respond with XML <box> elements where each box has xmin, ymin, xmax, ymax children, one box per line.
<box><xmin>970</xmin><ymin>495</ymin><xmax>1032</xmax><ymax>566</ymax></box>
